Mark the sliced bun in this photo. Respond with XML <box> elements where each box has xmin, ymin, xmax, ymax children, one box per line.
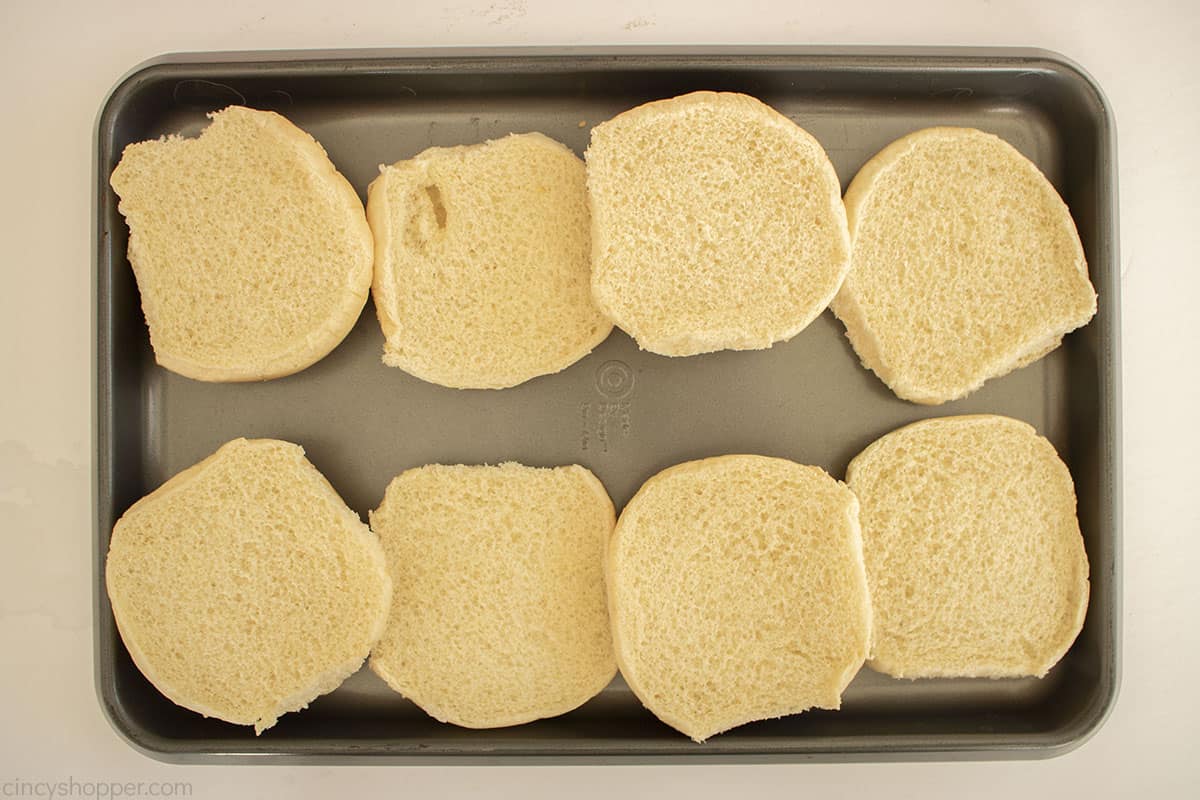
<box><xmin>105</xmin><ymin>438</ymin><xmax>392</xmax><ymax>733</ymax></box>
<box><xmin>586</xmin><ymin>91</ymin><xmax>850</xmax><ymax>356</ymax></box>
<box><xmin>368</xmin><ymin>463</ymin><xmax>617</xmax><ymax>727</ymax></box>
<box><xmin>367</xmin><ymin>133</ymin><xmax>612</xmax><ymax>389</ymax></box>
<box><xmin>846</xmin><ymin>415</ymin><xmax>1089</xmax><ymax>678</ymax></box>
<box><xmin>109</xmin><ymin>106</ymin><xmax>373</xmax><ymax>382</ymax></box>
<box><xmin>607</xmin><ymin>455</ymin><xmax>872</xmax><ymax>742</ymax></box>
<box><xmin>831</xmin><ymin>126</ymin><xmax>1097</xmax><ymax>404</ymax></box>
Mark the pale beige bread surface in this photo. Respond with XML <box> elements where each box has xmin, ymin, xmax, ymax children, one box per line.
<box><xmin>109</xmin><ymin>106</ymin><xmax>374</xmax><ymax>382</ymax></box>
<box><xmin>586</xmin><ymin>91</ymin><xmax>851</xmax><ymax>356</ymax></box>
<box><xmin>846</xmin><ymin>415</ymin><xmax>1090</xmax><ymax>679</ymax></box>
<box><xmin>831</xmin><ymin>126</ymin><xmax>1097</xmax><ymax>404</ymax></box>
<box><xmin>607</xmin><ymin>455</ymin><xmax>872</xmax><ymax>742</ymax></box>
<box><xmin>369</xmin><ymin>463</ymin><xmax>617</xmax><ymax>727</ymax></box>
<box><xmin>105</xmin><ymin>438</ymin><xmax>392</xmax><ymax>733</ymax></box>
<box><xmin>367</xmin><ymin>133</ymin><xmax>611</xmax><ymax>389</ymax></box>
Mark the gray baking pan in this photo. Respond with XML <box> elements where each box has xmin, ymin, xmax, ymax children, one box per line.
<box><xmin>93</xmin><ymin>47</ymin><xmax>1121</xmax><ymax>764</ymax></box>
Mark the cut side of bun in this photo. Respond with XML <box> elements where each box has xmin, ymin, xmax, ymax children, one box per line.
<box><xmin>846</xmin><ymin>415</ymin><xmax>1090</xmax><ymax>679</ymax></box>
<box><xmin>586</xmin><ymin>91</ymin><xmax>850</xmax><ymax>357</ymax></box>
<box><xmin>105</xmin><ymin>438</ymin><xmax>392</xmax><ymax>733</ymax></box>
<box><xmin>368</xmin><ymin>463</ymin><xmax>617</xmax><ymax>728</ymax></box>
<box><xmin>367</xmin><ymin>133</ymin><xmax>612</xmax><ymax>389</ymax></box>
<box><xmin>109</xmin><ymin>106</ymin><xmax>373</xmax><ymax>382</ymax></box>
<box><xmin>607</xmin><ymin>455</ymin><xmax>872</xmax><ymax>742</ymax></box>
<box><xmin>832</xmin><ymin>126</ymin><xmax>1097</xmax><ymax>404</ymax></box>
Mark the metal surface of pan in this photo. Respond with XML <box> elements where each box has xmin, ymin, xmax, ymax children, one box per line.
<box><xmin>94</xmin><ymin>48</ymin><xmax>1120</xmax><ymax>763</ymax></box>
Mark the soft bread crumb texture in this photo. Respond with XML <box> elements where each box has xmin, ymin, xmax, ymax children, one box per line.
<box><xmin>607</xmin><ymin>455</ymin><xmax>872</xmax><ymax>742</ymax></box>
<box><xmin>846</xmin><ymin>415</ymin><xmax>1090</xmax><ymax>679</ymax></box>
<box><xmin>105</xmin><ymin>438</ymin><xmax>392</xmax><ymax>733</ymax></box>
<box><xmin>109</xmin><ymin>106</ymin><xmax>373</xmax><ymax>382</ymax></box>
<box><xmin>369</xmin><ymin>463</ymin><xmax>617</xmax><ymax>728</ymax></box>
<box><xmin>586</xmin><ymin>91</ymin><xmax>851</xmax><ymax>356</ymax></box>
<box><xmin>367</xmin><ymin>133</ymin><xmax>612</xmax><ymax>389</ymax></box>
<box><xmin>832</xmin><ymin>126</ymin><xmax>1097</xmax><ymax>404</ymax></box>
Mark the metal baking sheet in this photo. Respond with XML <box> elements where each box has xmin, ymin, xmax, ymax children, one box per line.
<box><xmin>93</xmin><ymin>47</ymin><xmax>1121</xmax><ymax>763</ymax></box>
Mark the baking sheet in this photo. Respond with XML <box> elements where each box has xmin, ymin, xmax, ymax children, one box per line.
<box><xmin>93</xmin><ymin>48</ymin><xmax>1120</xmax><ymax>762</ymax></box>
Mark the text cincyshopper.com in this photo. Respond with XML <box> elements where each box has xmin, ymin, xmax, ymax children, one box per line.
<box><xmin>2</xmin><ymin>779</ymin><xmax>192</xmax><ymax>799</ymax></box>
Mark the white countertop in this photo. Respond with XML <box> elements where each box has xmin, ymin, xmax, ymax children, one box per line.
<box><xmin>2</xmin><ymin>0</ymin><xmax>1196</xmax><ymax>796</ymax></box>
